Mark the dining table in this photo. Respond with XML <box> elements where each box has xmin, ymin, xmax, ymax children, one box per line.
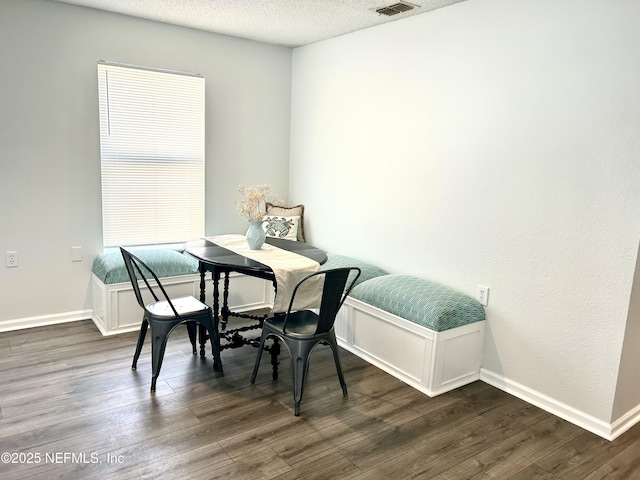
<box><xmin>184</xmin><ymin>235</ymin><xmax>327</xmax><ymax>379</ymax></box>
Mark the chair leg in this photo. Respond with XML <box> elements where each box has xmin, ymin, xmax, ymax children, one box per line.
<box><xmin>289</xmin><ymin>340</ymin><xmax>316</xmax><ymax>416</ymax></box>
<box><xmin>132</xmin><ymin>318</ymin><xmax>149</xmax><ymax>370</ymax></box>
<box><xmin>186</xmin><ymin>321</ymin><xmax>197</xmax><ymax>355</ymax></box>
<box><xmin>291</xmin><ymin>353</ymin><xmax>311</xmax><ymax>416</ymax></box>
<box><xmin>250</xmin><ymin>332</ymin><xmax>269</xmax><ymax>385</ymax></box>
<box><xmin>328</xmin><ymin>338</ymin><xmax>348</xmax><ymax>398</ymax></box>
<box><xmin>149</xmin><ymin>323</ymin><xmax>173</xmax><ymax>392</ymax></box>
<box><xmin>292</xmin><ymin>359</ymin><xmax>305</xmax><ymax>416</ymax></box>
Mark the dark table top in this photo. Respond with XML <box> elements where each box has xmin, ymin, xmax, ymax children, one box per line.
<box><xmin>184</xmin><ymin>236</ymin><xmax>327</xmax><ymax>275</ymax></box>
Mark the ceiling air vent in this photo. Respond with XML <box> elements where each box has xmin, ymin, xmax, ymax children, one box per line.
<box><xmin>374</xmin><ymin>2</ymin><xmax>419</xmax><ymax>17</ymax></box>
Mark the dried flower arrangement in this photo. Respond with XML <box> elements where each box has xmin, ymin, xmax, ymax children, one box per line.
<box><xmin>236</xmin><ymin>184</ymin><xmax>283</xmax><ymax>222</ymax></box>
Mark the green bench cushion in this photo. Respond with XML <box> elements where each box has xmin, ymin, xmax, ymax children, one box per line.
<box><xmin>92</xmin><ymin>249</ymin><xmax>199</xmax><ymax>284</ymax></box>
<box><xmin>320</xmin><ymin>253</ymin><xmax>388</xmax><ymax>287</ymax></box>
<box><xmin>350</xmin><ymin>274</ymin><xmax>485</xmax><ymax>332</ymax></box>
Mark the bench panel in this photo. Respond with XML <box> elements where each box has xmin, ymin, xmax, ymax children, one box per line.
<box><xmin>352</xmin><ymin>307</ymin><xmax>429</xmax><ymax>382</ymax></box>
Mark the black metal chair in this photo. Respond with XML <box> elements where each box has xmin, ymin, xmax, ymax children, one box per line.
<box><xmin>120</xmin><ymin>247</ymin><xmax>223</xmax><ymax>392</ymax></box>
<box><xmin>250</xmin><ymin>267</ymin><xmax>361</xmax><ymax>416</ymax></box>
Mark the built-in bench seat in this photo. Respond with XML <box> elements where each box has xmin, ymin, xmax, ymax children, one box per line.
<box><xmin>327</xmin><ymin>254</ymin><xmax>486</xmax><ymax>397</ymax></box>
<box><xmin>91</xmin><ymin>248</ymin><xmax>273</xmax><ymax>336</ymax></box>
<box><xmin>91</xmin><ymin>247</ymin><xmax>485</xmax><ymax>395</ymax></box>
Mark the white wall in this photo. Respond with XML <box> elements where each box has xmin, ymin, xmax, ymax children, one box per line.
<box><xmin>0</xmin><ymin>0</ymin><xmax>292</xmax><ymax>324</ymax></box>
<box><xmin>290</xmin><ymin>0</ymin><xmax>640</xmax><ymax>431</ymax></box>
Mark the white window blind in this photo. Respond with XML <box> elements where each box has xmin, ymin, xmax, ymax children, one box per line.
<box><xmin>97</xmin><ymin>61</ymin><xmax>205</xmax><ymax>248</ymax></box>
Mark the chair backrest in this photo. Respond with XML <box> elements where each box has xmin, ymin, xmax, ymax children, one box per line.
<box><xmin>120</xmin><ymin>247</ymin><xmax>180</xmax><ymax>317</ymax></box>
<box><xmin>285</xmin><ymin>267</ymin><xmax>361</xmax><ymax>335</ymax></box>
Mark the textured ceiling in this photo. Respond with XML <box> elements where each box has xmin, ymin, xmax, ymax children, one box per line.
<box><xmin>50</xmin><ymin>0</ymin><xmax>467</xmax><ymax>47</ymax></box>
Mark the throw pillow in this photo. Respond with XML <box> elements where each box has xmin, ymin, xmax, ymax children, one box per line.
<box><xmin>265</xmin><ymin>203</ymin><xmax>305</xmax><ymax>242</ymax></box>
<box><xmin>262</xmin><ymin>215</ymin><xmax>300</xmax><ymax>241</ymax></box>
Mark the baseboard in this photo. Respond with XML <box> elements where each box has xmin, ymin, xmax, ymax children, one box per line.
<box><xmin>0</xmin><ymin>310</ymin><xmax>93</xmax><ymax>333</ymax></box>
<box><xmin>610</xmin><ymin>403</ymin><xmax>640</xmax><ymax>441</ymax></box>
<box><xmin>90</xmin><ymin>315</ymin><xmax>139</xmax><ymax>336</ymax></box>
<box><xmin>480</xmin><ymin>368</ymin><xmax>621</xmax><ymax>441</ymax></box>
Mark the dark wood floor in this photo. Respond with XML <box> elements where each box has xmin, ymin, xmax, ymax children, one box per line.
<box><xmin>1</xmin><ymin>319</ymin><xmax>639</xmax><ymax>480</ymax></box>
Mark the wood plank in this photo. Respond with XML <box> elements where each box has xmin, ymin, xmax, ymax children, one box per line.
<box><xmin>0</xmin><ymin>318</ymin><xmax>639</xmax><ymax>479</ymax></box>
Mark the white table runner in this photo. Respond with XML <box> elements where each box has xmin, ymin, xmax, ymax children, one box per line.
<box><xmin>206</xmin><ymin>234</ymin><xmax>323</xmax><ymax>313</ymax></box>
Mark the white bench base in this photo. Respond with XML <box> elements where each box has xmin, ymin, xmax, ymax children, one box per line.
<box><xmin>335</xmin><ymin>296</ymin><xmax>485</xmax><ymax>397</ymax></box>
<box><xmin>91</xmin><ymin>272</ymin><xmax>274</xmax><ymax>336</ymax></box>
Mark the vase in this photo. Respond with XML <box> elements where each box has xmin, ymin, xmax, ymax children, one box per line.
<box><xmin>245</xmin><ymin>220</ymin><xmax>266</xmax><ymax>250</ymax></box>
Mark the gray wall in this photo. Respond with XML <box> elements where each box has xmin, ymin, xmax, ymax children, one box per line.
<box><xmin>0</xmin><ymin>0</ymin><xmax>292</xmax><ymax>322</ymax></box>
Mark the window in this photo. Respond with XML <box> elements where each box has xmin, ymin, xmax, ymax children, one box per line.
<box><xmin>97</xmin><ymin>61</ymin><xmax>205</xmax><ymax>248</ymax></box>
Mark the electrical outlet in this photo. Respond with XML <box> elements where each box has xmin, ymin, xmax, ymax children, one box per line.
<box><xmin>6</xmin><ymin>251</ymin><xmax>18</xmax><ymax>268</ymax></box>
<box><xmin>477</xmin><ymin>285</ymin><xmax>489</xmax><ymax>306</ymax></box>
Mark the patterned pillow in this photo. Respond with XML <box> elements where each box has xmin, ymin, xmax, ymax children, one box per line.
<box><xmin>265</xmin><ymin>203</ymin><xmax>305</xmax><ymax>242</ymax></box>
<box><xmin>92</xmin><ymin>249</ymin><xmax>199</xmax><ymax>284</ymax></box>
<box><xmin>262</xmin><ymin>215</ymin><xmax>300</xmax><ymax>241</ymax></box>
<box><xmin>320</xmin><ymin>253</ymin><xmax>387</xmax><ymax>287</ymax></box>
<box><xmin>350</xmin><ymin>274</ymin><xmax>485</xmax><ymax>332</ymax></box>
